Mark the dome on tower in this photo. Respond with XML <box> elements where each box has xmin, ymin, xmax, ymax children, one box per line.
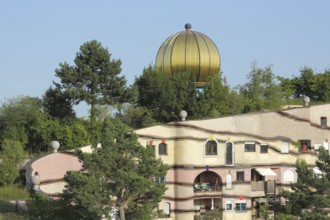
<box><xmin>156</xmin><ymin>23</ymin><xmax>221</xmax><ymax>87</ymax></box>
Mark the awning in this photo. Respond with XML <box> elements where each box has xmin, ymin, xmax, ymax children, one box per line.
<box><xmin>254</xmin><ymin>198</ymin><xmax>267</xmax><ymax>203</ymax></box>
<box><xmin>255</xmin><ymin>168</ymin><xmax>277</xmax><ymax>176</ymax></box>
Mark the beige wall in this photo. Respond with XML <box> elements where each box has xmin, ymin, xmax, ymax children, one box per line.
<box><xmin>136</xmin><ymin>104</ymin><xmax>330</xmax><ymax>149</ymax></box>
<box><xmin>135</xmin><ymin>104</ymin><xmax>330</xmax><ymax>218</ymax></box>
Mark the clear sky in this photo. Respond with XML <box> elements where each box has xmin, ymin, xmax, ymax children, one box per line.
<box><xmin>1</xmin><ymin>1</ymin><xmax>329</xmax><ymax>117</ymax></box>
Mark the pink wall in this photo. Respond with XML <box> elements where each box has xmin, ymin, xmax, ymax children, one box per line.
<box><xmin>31</xmin><ymin>153</ymin><xmax>82</xmax><ymax>182</ymax></box>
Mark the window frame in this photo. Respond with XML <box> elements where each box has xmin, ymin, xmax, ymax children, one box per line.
<box><xmin>260</xmin><ymin>144</ymin><xmax>268</xmax><ymax>153</ymax></box>
<box><xmin>225</xmin><ymin>199</ymin><xmax>233</xmax><ymax>211</ymax></box>
<box><xmin>281</xmin><ymin>142</ymin><xmax>289</xmax><ymax>154</ymax></box>
<box><xmin>204</xmin><ymin>139</ymin><xmax>219</xmax><ymax>156</ymax></box>
<box><xmin>321</xmin><ymin>117</ymin><xmax>327</xmax><ymax>128</ymax></box>
<box><xmin>158</xmin><ymin>143</ymin><xmax>168</xmax><ymax>155</ymax></box>
<box><xmin>236</xmin><ymin>171</ymin><xmax>245</xmax><ymax>182</ymax></box>
<box><xmin>226</xmin><ymin>173</ymin><xmax>232</xmax><ymax>189</ymax></box>
<box><xmin>235</xmin><ymin>200</ymin><xmax>247</xmax><ymax>212</ymax></box>
<box><xmin>225</xmin><ymin>141</ymin><xmax>234</xmax><ymax>165</ymax></box>
<box><xmin>244</xmin><ymin>142</ymin><xmax>256</xmax><ymax>152</ymax></box>
<box><xmin>283</xmin><ymin>169</ymin><xmax>295</xmax><ymax>183</ymax></box>
<box><xmin>156</xmin><ymin>176</ymin><xmax>166</xmax><ymax>184</ymax></box>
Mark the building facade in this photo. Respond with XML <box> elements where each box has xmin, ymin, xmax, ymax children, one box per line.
<box><xmin>135</xmin><ymin>104</ymin><xmax>330</xmax><ymax>219</ymax></box>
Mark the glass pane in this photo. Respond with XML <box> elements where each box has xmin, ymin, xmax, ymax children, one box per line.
<box><xmin>226</xmin><ymin>142</ymin><xmax>233</xmax><ymax>164</ymax></box>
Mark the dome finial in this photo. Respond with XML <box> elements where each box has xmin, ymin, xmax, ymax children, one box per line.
<box><xmin>185</xmin><ymin>23</ymin><xmax>192</xmax><ymax>31</ymax></box>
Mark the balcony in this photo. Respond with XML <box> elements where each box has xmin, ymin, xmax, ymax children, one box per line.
<box><xmin>194</xmin><ymin>200</ymin><xmax>222</xmax><ymax>220</ymax></box>
<box><xmin>193</xmin><ymin>171</ymin><xmax>222</xmax><ymax>193</ymax></box>
<box><xmin>251</xmin><ymin>180</ymin><xmax>275</xmax><ymax>197</ymax></box>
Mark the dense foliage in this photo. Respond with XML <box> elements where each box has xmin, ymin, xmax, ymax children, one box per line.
<box><xmin>0</xmin><ymin>139</ymin><xmax>25</xmax><ymax>186</ymax></box>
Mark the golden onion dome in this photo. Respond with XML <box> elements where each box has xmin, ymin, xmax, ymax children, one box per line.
<box><xmin>156</xmin><ymin>23</ymin><xmax>221</xmax><ymax>87</ymax></box>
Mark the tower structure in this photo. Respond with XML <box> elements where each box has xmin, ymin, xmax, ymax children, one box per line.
<box><xmin>156</xmin><ymin>23</ymin><xmax>221</xmax><ymax>87</ymax></box>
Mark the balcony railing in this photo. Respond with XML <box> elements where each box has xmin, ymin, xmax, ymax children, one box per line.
<box><xmin>251</xmin><ymin>181</ymin><xmax>264</xmax><ymax>191</ymax></box>
<box><xmin>194</xmin><ymin>208</ymin><xmax>222</xmax><ymax>220</ymax></box>
<box><xmin>251</xmin><ymin>180</ymin><xmax>275</xmax><ymax>194</ymax></box>
<box><xmin>194</xmin><ymin>183</ymin><xmax>221</xmax><ymax>193</ymax></box>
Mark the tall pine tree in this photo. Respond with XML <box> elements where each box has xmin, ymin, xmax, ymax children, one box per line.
<box><xmin>54</xmin><ymin>40</ymin><xmax>127</xmax><ymax>142</ymax></box>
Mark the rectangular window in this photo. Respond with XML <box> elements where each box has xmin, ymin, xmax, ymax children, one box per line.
<box><xmin>260</xmin><ymin>144</ymin><xmax>268</xmax><ymax>153</ymax></box>
<box><xmin>281</xmin><ymin>142</ymin><xmax>289</xmax><ymax>154</ymax></box>
<box><xmin>226</xmin><ymin>142</ymin><xmax>233</xmax><ymax>165</ymax></box>
<box><xmin>321</xmin><ymin>117</ymin><xmax>327</xmax><ymax>128</ymax></box>
<box><xmin>156</xmin><ymin>176</ymin><xmax>166</xmax><ymax>184</ymax></box>
<box><xmin>235</xmin><ymin>201</ymin><xmax>247</xmax><ymax>212</ymax></box>
<box><xmin>244</xmin><ymin>142</ymin><xmax>255</xmax><ymax>152</ymax></box>
<box><xmin>225</xmin><ymin>200</ymin><xmax>233</xmax><ymax>210</ymax></box>
<box><xmin>158</xmin><ymin>143</ymin><xmax>167</xmax><ymax>155</ymax></box>
<box><xmin>226</xmin><ymin>174</ymin><xmax>232</xmax><ymax>189</ymax></box>
<box><xmin>236</xmin><ymin>171</ymin><xmax>244</xmax><ymax>182</ymax></box>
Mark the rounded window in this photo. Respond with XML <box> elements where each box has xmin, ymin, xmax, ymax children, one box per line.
<box><xmin>205</xmin><ymin>140</ymin><xmax>218</xmax><ymax>155</ymax></box>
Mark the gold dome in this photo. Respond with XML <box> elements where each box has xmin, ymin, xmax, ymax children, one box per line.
<box><xmin>156</xmin><ymin>24</ymin><xmax>221</xmax><ymax>87</ymax></box>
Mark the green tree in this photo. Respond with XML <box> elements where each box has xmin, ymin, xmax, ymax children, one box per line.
<box><xmin>0</xmin><ymin>139</ymin><xmax>25</xmax><ymax>186</ymax></box>
<box><xmin>0</xmin><ymin>96</ymin><xmax>53</xmax><ymax>153</ymax></box>
<box><xmin>134</xmin><ymin>65</ymin><xmax>173</xmax><ymax>123</ymax></box>
<box><xmin>27</xmin><ymin>192</ymin><xmax>74</xmax><ymax>220</ymax></box>
<box><xmin>280</xmin><ymin>67</ymin><xmax>330</xmax><ymax>103</ymax></box>
<box><xmin>291</xmin><ymin>67</ymin><xmax>316</xmax><ymax>99</ymax></box>
<box><xmin>43</xmin><ymin>86</ymin><xmax>76</xmax><ymax>121</ymax></box>
<box><xmin>309</xmin><ymin>69</ymin><xmax>330</xmax><ymax>102</ymax></box>
<box><xmin>62</xmin><ymin>117</ymin><xmax>168</xmax><ymax>220</ymax></box>
<box><xmin>0</xmin><ymin>96</ymin><xmax>90</xmax><ymax>153</ymax></box>
<box><xmin>279</xmin><ymin>148</ymin><xmax>330</xmax><ymax>219</ymax></box>
<box><xmin>134</xmin><ymin>65</ymin><xmax>242</xmax><ymax>124</ymax></box>
<box><xmin>54</xmin><ymin>40</ymin><xmax>128</xmax><ymax>142</ymax></box>
<box><xmin>119</xmin><ymin>105</ymin><xmax>156</xmax><ymax>129</ymax></box>
<box><xmin>194</xmin><ymin>73</ymin><xmax>233</xmax><ymax>118</ymax></box>
<box><xmin>239</xmin><ymin>64</ymin><xmax>285</xmax><ymax>112</ymax></box>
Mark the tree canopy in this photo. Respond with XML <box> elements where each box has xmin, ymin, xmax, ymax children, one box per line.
<box><xmin>54</xmin><ymin>40</ymin><xmax>128</xmax><ymax>135</ymax></box>
<box><xmin>61</xmin><ymin>117</ymin><xmax>168</xmax><ymax>220</ymax></box>
<box><xmin>239</xmin><ymin>64</ymin><xmax>285</xmax><ymax>112</ymax></box>
<box><xmin>128</xmin><ymin>65</ymin><xmax>242</xmax><ymax>126</ymax></box>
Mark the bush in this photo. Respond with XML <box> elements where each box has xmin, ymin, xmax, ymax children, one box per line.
<box><xmin>0</xmin><ymin>185</ymin><xmax>29</xmax><ymax>201</ymax></box>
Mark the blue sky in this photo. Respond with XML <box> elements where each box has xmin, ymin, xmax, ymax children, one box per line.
<box><xmin>1</xmin><ymin>1</ymin><xmax>329</xmax><ymax>116</ymax></box>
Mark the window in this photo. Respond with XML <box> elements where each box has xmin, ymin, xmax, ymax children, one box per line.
<box><xmin>156</xmin><ymin>176</ymin><xmax>166</xmax><ymax>184</ymax></box>
<box><xmin>225</xmin><ymin>199</ymin><xmax>233</xmax><ymax>210</ymax></box>
<box><xmin>281</xmin><ymin>142</ymin><xmax>289</xmax><ymax>153</ymax></box>
<box><xmin>235</xmin><ymin>200</ymin><xmax>247</xmax><ymax>212</ymax></box>
<box><xmin>260</xmin><ymin>144</ymin><xmax>268</xmax><ymax>153</ymax></box>
<box><xmin>283</xmin><ymin>169</ymin><xmax>295</xmax><ymax>183</ymax></box>
<box><xmin>226</xmin><ymin>142</ymin><xmax>234</xmax><ymax>165</ymax></box>
<box><xmin>321</xmin><ymin>117</ymin><xmax>327</xmax><ymax>128</ymax></box>
<box><xmin>244</xmin><ymin>142</ymin><xmax>255</xmax><ymax>152</ymax></box>
<box><xmin>226</xmin><ymin>173</ymin><xmax>232</xmax><ymax>189</ymax></box>
<box><xmin>158</xmin><ymin>143</ymin><xmax>167</xmax><ymax>155</ymax></box>
<box><xmin>236</xmin><ymin>171</ymin><xmax>244</xmax><ymax>182</ymax></box>
<box><xmin>205</xmin><ymin>140</ymin><xmax>218</xmax><ymax>155</ymax></box>
<box><xmin>162</xmin><ymin>202</ymin><xmax>170</xmax><ymax>217</ymax></box>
